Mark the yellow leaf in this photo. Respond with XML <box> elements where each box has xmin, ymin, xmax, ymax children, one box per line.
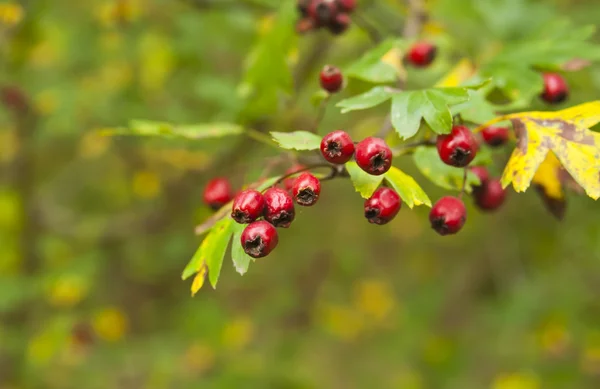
<box><xmin>191</xmin><ymin>264</ymin><xmax>207</xmax><ymax>296</ymax></box>
<box><xmin>435</xmin><ymin>58</ymin><xmax>476</xmax><ymax>88</ymax></box>
<box><xmin>476</xmin><ymin>101</ymin><xmax>600</xmax><ymax>199</ymax></box>
<box><xmin>532</xmin><ymin>153</ymin><xmax>566</xmax><ymax>220</ymax></box>
<box><xmin>381</xmin><ymin>47</ymin><xmax>407</xmax><ymax>83</ymax></box>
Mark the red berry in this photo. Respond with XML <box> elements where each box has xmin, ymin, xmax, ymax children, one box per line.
<box><xmin>474</xmin><ymin>178</ymin><xmax>506</xmax><ymax>211</ymax></box>
<box><xmin>335</xmin><ymin>0</ymin><xmax>356</xmax><ymax>12</ymax></box>
<box><xmin>231</xmin><ymin>189</ymin><xmax>265</xmax><ymax>224</ymax></box>
<box><xmin>355</xmin><ymin>137</ymin><xmax>393</xmax><ymax>176</ymax></box>
<box><xmin>292</xmin><ymin>173</ymin><xmax>321</xmax><ymax>206</ymax></box>
<box><xmin>436</xmin><ymin>125</ymin><xmax>479</xmax><ymax>167</ymax></box>
<box><xmin>263</xmin><ymin>187</ymin><xmax>296</xmax><ymax>228</ymax></box>
<box><xmin>470</xmin><ymin>166</ymin><xmax>490</xmax><ymax>187</ymax></box>
<box><xmin>481</xmin><ymin>126</ymin><xmax>510</xmax><ymax>147</ymax></box>
<box><xmin>203</xmin><ymin>177</ymin><xmax>233</xmax><ymax>210</ymax></box>
<box><xmin>541</xmin><ymin>73</ymin><xmax>568</xmax><ymax>104</ymax></box>
<box><xmin>407</xmin><ymin>42</ymin><xmax>438</xmax><ymax>68</ymax></box>
<box><xmin>1</xmin><ymin>86</ymin><xmax>29</xmax><ymax>113</ymax></box>
<box><xmin>284</xmin><ymin>164</ymin><xmax>306</xmax><ymax>191</ymax></box>
<box><xmin>429</xmin><ymin>196</ymin><xmax>467</xmax><ymax>236</ymax></box>
<box><xmin>319</xmin><ymin>65</ymin><xmax>343</xmax><ymax>93</ymax></box>
<box><xmin>241</xmin><ymin>221</ymin><xmax>279</xmax><ymax>258</ymax></box>
<box><xmin>364</xmin><ymin>187</ymin><xmax>401</xmax><ymax>225</ymax></box>
<box><xmin>327</xmin><ymin>12</ymin><xmax>350</xmax><ymax>35</ymax></box>
<box><xmin>308</xmin><ymin>0</ymin><xmax>338</xmax><ymax>26</ymax></box>
<box><xmin>320</xmin><ymin>130</ymin><xmax>355</xmax><ymax>164</ymax></box>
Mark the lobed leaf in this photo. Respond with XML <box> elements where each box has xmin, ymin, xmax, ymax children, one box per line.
<box><xmin>346</xmin><ymin>39</ymin><xmax>403</xmax><ymax>84</ymax></box>
<box><xmin>532</xmin><ymin>152</ymin><xmax>566</xmax><ymax>220</ymax></box>
<box><xmin>271</xmin><ymin>131</ymin><xmax>322</xmax><ymax>151</ymax></box>
<box><xmin>336</xmin><ymin>86</ymin><xmax>394</xmax><ymax>114</ymax></box>
<box><xmin>346</xmin><ymin>161</ymin><xmax>385</xmax><ymax>199</ymax></box>
<box><xmin>384</xmin><ymin>167</ymin><xmax>431</xmax><ymax>208</ymax></box>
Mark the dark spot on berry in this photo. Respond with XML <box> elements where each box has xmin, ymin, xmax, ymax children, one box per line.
<box><xmin>431</xmin><ymin>216</ymin><xmax>449</xmax><ymax>235</ymax></box>
<box><xmin>487</xmin><ymin>137</ymin><xmax>504</xmax><ymax>147</ymax></box>
<box><xmin>550</xmin><ymin>92</ymin><xmax>567</xmax><ymax>104</ymax></box>
<box><xmin>232</xmin><ymin>210</ymin><xmax>251</xmax><ymax>224</ymax></box>
<box><xmin>244</xmin><ymin>236</ymin><xmax>265</xmax><ymax>257</ymax></box>
<box><xmin>296</xmin><ymin>188</ymin><xmax>316</xmax><ymax>206</ymax></box>
<box><xmin>326</xmin><ymin>141</ymin><xmax>341</xmax><ymax>156</ymax></box>
<box><xmin>450</xmin><ymin>147</ymin><xmax>471</xmax><ymax>166</ymax></box>
<box><xmin>365</xmin><ymin>207</ymin><xmax>380</xmax><ymax>223</ymax></box>
<box><xmin>427</xmin><ymin>47</ymin><xmax>438</xmax><ymax>63</ymax></box>
<box><xmin>371</xmin><ymin>152</ymin><xmax>387</xmax><ymax>172</ymax></box>
<box><xmin>271</xmin><ymin>211</ymin><xmax>294</xmax><ymax>228</ymax></box>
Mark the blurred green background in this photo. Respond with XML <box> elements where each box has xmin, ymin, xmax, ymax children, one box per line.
<box><xmin>2</xmin><ymin>0</ymin><xmax>600</xmax><ymax>388</ymax></box>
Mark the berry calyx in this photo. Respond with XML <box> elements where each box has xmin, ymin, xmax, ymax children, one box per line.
<box><xmin>407</xmin><ymin>41</ymin><xmax>438</xmax><ymax>68</ymax></box>
<box><xmin>335</xmin><ymin>0</ymin><xmax>356</xmax><ymax>12</ymax></box>
<box><xmin>203</xmin><ymin>177</ymin><xmax>233</xmax><ymax>210</ymax></box>
<box><xmin>319</xmin><ymin>65</ymin><xmax>343</xmax><ymax>93</ymax></box>
<box><xmin>481</xmin><ymin>125</ymin><xmax>510</xmax><ymax>147</ymax></box>
<box><xmin>474</xmin><ymin>178</ymin><xmax>507</xmax><ymax>211</ymax></box>
<box><xmin>241</xmin><ymin>221</ymin><xmax>279</xmax><ymax>258</ymax></box>
<box><xmin>541</xmin><ymin>72</ymin><xmax>569</xmax><ymax>104</ymax></box>
<box><xmin>436</xmin><ymin>125</ymin><xmax>479</xmax><ymax>167</ymax></box>
<box><xmin>292</xmin><ymin>173</ymin><xmax>321</xmax><ymax>206</ymax></box>
<box><xmin>429</xmin><ymin>196</ymin><xmax>467</xmax><ymax>236</ymax></box>
<box><xmin>263</xmin><ymin>187</ymin><xmax>296</xmax><ymax>228</ymax></box>
<box><xmin>470</xmin><ymin>166</ymin><xmax>490</xmax><ymax>187</ymax></box>
<box><xmin>355</xmin><ymin>137</ymin><xmax>393</xmax><ymax>176</ymax></box>
<box><xmin>283</xmin><ymin>164</ymin><xmax>306</xmax><ymax>191</ymax></box>
<box><xmin>308</xmin><ymin>0</ymin><xmax>338</xmax><ymax>27</ymax></box>
<box><xmin>364</xmin><ymin>187</ymin><xmax>401</xmax><ymax>225</ymax></box>
<box><xmin>231</xmin><ymin>189</ymin><xmax>265</xmax><ymax>224</ymax></box>
<box><xmin>320</xmin><ymin>130</ymin><xmax>355</xmax><ymax>164</ymax></box>
<box><xmin>327</xmin><ymin>12</ymin><xmax>350</xmax><ymax>34</ymax></box>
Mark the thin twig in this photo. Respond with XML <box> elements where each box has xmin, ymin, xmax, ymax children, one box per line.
<box><xmin>459</xmin><ymin>167</ymin><xmax>468</xmax><ymax>199</ymax></box>
<box><xmin>353</xmin><ymin>13</ymin><xmax>383</xmax><ymax>44</ymax></box>
<box><xmin>271</xmin><ymin>163</ymin><xmax>335</xmax><ymax>188</ymax></box>
<box><xmin>392</xmin><ymin>138</ymin><xmax>435</xmax><ymax>156</ymax></box>
<box><xmin>311</xmin><ymin>96</ymin><xmax>330</xmax><ymax>133</ymax></box>
<box><xmin>402</xmin><ymin>0</ymin><xmax>428</xmax><ymax>38</ymax></box>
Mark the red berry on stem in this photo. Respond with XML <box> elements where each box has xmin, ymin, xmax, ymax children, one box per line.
<box><xmin>541</xmin><ymin>73</ymin><xmax>569</xmax><ymax>104</ymax></box>
<box><xmin>364</xmin><ymin>187</ymin><xmax>401</xmax><ymax>225</ymax></box>
<box><xmin>407</xmin><ymin>42</ymin><xmax>438</xmax><ymax>67</ymax></box>
<box><xmin>263</xmin><ymin>187</ymin><xmax>296</xmax><ymax>228</ymax></box>
<box><xmin>241</xmin><ymin>221</ymin><xmax>279</xmax><ymax>258</ymax></box>
<box><xmin>284</xmin><ymin>164</ymin><xmax>306</xmax><ymax>191</ymax></box>
<box><xmin>292</xmin><ymin>173</ymin><xmax>321</xmax><ymax>206</ymax></box>
<box><xmin>355</xmin><ymin>137</ymin><xmax>392</xmax><ymax>176</ymax></box>
<box><xmin>320</xmin><ymin>130</ymin><xmax>355</xmax><ymax>164</ymax></box>
<box><xmin>327</xmin><ymin>12</ymin><xmax>350</xmax><ymax>34</ymax></box>
<box><xmin>429</xmin><ymin>196</ymin><xmax>467</xmax><ymax>236</ymax></box>
<box><xmin>320</xmin><ymin>65</ymin><xmax>343</xmax><ymax>93</ymax></box>
<box><xmin>203</xmin><ymin>177</ymin><xmax>233</xmax><ymax>210</ymax></box>
<box><xmin>308</xmin><ymin>0</ymin><xmax>338</xmax><ymax>26</ymax></box>
<box><xmin>474</xmin><ymin>178</ymin><xmax>506</xmax><ymax>211</ymax></box>
<box><xmin>470</xmin><ymin>166</ymin><xmax>490</xmax><ymax>187</ymax></box>
<box><xmin>231</xmin><ymin>189</ymin><xmax>265</xmax><ymax>224</ymax></box>
<box><xmin>481</xmin><ymin>126</ymin><xmax>510</xmax><ymax>147</ymax></box>
<box><xmin>436</xmin><ymin>125</ymin><xmax>479</xmax><ymax>167</ymax></box>
<box><xmin>335</xmin><ymin>0</ymin><xmax>356</xmax><ymax>12</ymax></box>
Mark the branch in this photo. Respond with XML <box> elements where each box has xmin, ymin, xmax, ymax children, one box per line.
<box><xmin>402</xmin><ymin>0</ymin><xmax>428</xmax><ymax>38</ymax></box>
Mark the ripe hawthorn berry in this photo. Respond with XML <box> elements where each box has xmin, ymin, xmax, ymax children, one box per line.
<box><xmin>320</xmin><ymin>130</ymin><xmax>355</xmax><ymax>164</ymax></box>
<box><xmin>263</xmin><ymin>187</ymin><xmax>296</xmax><ymax>228</ymax></box>
<box><xmin>481</xmin><ymin>126</ymin><xmax>510</xmax><ymax>147</ymax></box>
<box><xmin>429</xmin><ymin>196</ymin><xmax>467</xmax><ymax>236</ymax></box>
<box><xmin>335</xmin><ymin>0</ymin><xmax>356</xmax><ymax>12</ymax></box>
<box><xmin>470</xmin><ymin>166</ymin><xmax>490</xmax><ymax>187</ymax></box>
<box><xmin>231</xmin><ymin>189</ymin><xmax>265</xmax><ymax>224</ymax></box>
<box><xmin>541</xmin><ymin>72</ymin><xmax>569</xmax><ymax>104</ymax></box>
<box><xmin>327</xmin><ymin>12</ymin><xmax>350</xmax><ymax>34</ymax></box>
<box><xmin>292</xmin><ymin>173</ymin><xmax>321</xmax><ymax>206</ymax></box>
<box><xmin>407</xmin><ymin>42</ymin><xmax>438</xmax><ymax>68</ymax></box>
<box><xmin>355</xmin><ymin>137</ymin><xmax>393</xmax><ymax>176</ymax></box>
<box><xmin>241</xmin><ymin>221</ymin><xmax>279</xmax><ymax>258</ymax></box>
<box><xmin>308</xmin><ymin>0</ymin><xmax>338</xmax><ymax>27</ymax></box>
<box><xmin>203</xmin><ymin>177</ymin><xmax>233</xmax><ymax>210</ymax></box>
<box><xmin>320</xmin><ymin>65</ymin><xmax>343</xmax><ymax>93</ymax></box>
<box><xmin>364</xmin><ymin>187</ymin><xmax>401</xmax><ymax>225</ymax></box>
<box><xmin>474</xmin><ymin>178</ymin><xmax>506</xmax><ymax>211</ymax></box>
<box><xmin>284</xmin><ymin>164</ymin><xmax>306</xmax><ymax>191</ymax></box>
<box><xmin>436</xmin><ymin>125</ymin><xmax>479</xmax><ymax>167</ymax></box>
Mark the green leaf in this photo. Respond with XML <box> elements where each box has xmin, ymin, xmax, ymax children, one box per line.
<box><xmin>311</xmin><ymin>90</ymin><xmax>329</xmax><ymax>107</ymax></box>
<box><xmin>346</xmin><ymin>39</ymin><xmax>401</xmax><ymax>84</ymax></box>
<box><xmin>413</xmin><ymin>147</ymin><xmax>480</xmax><ymax>191</ymax></box>
<box><xmin>346</xmin><ymin>161</ymin><xmax>385</xmax><ymax>198</ymax></box>
<box><xmin>102</xmin><ymin>120</ymin><xmax>244</xmax><ymax>140</ymax></box>
<box><xmin>391</xmin><ymin>88</ymin><xmax>470</xmax><ymax>139</ymax></box>
<box><xmin>182</xmin><ymin>217</ymin><xmax>234</xmax><ymax>289</ymax></box>
<box><xmin>336</xmin><ymin>86</ymin><xmax>394</xmax><ymax>114</ymax></box>
<box><xmin>231</xmin><ymin>223</ymin><xmax>253</xmax><ymax>276</ymax></box>
<box><xmin>384</xmin><ymin>167</ymin><xmax>431</xmax><ymax>208</ymax></box>
<box><xmin>452</xmin><ymin>90</ymin><xmax>498</xmax><ymax>124</ymax></box>
<box><xmin>271</xmin><ymin>131</ymin><xmax>322</xmax><ymax>151</ymax></box>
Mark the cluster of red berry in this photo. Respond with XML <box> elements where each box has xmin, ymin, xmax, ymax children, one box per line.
<box><xmin>296</xmin><ymin>0</ymin><xmax>356</xmax><ymax>35</ymax></box>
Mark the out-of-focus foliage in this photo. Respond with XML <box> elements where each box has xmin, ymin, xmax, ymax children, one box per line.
<box><xmin>2</xmin><ymin>0</ymin><xmax>600</xmax><ymax>388</ymax></box>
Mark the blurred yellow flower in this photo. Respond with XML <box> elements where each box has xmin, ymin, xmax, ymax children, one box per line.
<box><xmin>221</xmin><ymin>316</ymin><xmax>254</xmax><ymax>351</ymax></box>
<box><xmin>0</xmin><ymin>2</ymin><xmax>24</xmax><ymax>27</ymax></box>
<box><xmin>492</xmin><ymin>372</ymin><xmax>540</xmax><ymax>389</ymax></box>
<box><xmin>93</xmin><ymin>307</ymin><xmax>128</xmax><ymax>342</ymax></box>
<box><xmin>47</xmin><ymin>274</ymin><xmax>89</xmax><ymax>308</ymax></box>
<box><xmin>132</xmin><ymin>170</ymin><xmax>161</xmax><ymax>199</ymax></box>
<box><xmin>353</xmin><ymin>278</ymin><xmax>396</xmax><ymax>323</ymax></box>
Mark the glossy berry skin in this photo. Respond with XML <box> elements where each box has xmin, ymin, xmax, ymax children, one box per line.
<box><xmin>407</xmin><ymin>42</ymin><xmax>438</xmax><ymax>68</ymax></box>
<box><xmin>541</xmin><ymin>73</ymin><xmax>568</xmax><ymax>104</ymax></box>
<box><xmin>327</xmin><ymin>12</ymin><xmax>350</xmax><ymax>34</ymax></box>
<box><xmin>284</xmin><ymin>164</ymin><xmax>306</xmax><ymax>191</ymax></box>
<box><xmin>320</xmin><ymin>130</ymin><xmax>355</xmax><ymax>164</ymax></box>
<box><xmin>203</xmin><ymin>177</ymin><xmax>233</xmax><ymax>210</ymax></box>
<box><xmin>335</xmin><ymin>0</ymin><xmax>356</xmax><ymax>12</ymax></box>
<box><xmin>470</xmin><ymin>166</ymin><xmax>490</xmax><ymax>187</ymax></box>
<box><xmin>364</xmin><ymin>187</ymin><xmax>401</xmax><ymax>225</ymax></box>
<box><xmin>292</xmin><ymin>173</ymin><xmax>321</xmax><ymax>206</ymax></box>
<box><xmin>231</xmin><ymin>190</ymin><xmax>265</xmax><ymax>224</ymax></box>
<box><xmin>263</xmin><ymin>187</ymin><xmax>296</xmax><ymax>228</ymax></box>
<box><xmin>355</xmin><ymin>137</ymin><xmax>393</xmax><ymax>176</ymax></box>
<box><xmin>436</xmin><ymin>125</ymin><xmax>479</xmax><ymax>167</ymax></box>
<box><xmin>474</xmin><ymin>178</ymin><xmax>506</xmax><ymax>211</ymax></box>
<box><xmin>429</xmin><ymin>196</ymin><xmax>467</xmax><ymax>236</ymax></box>
<box><xmin>320</xmin><ymin>65</ymin><xmax>343</xmax><ymax>93</ymax></box>
<box><xmin>241</xmin><ymin>221</ymin><xmax>279</xmax><ymax>258</ymax></box>
<box><xmin>308</xmin><ymin>0</ymin><xmax>338</xmax><ymax>27</ymax></box>
<box><xmin>481</xmin><ymin>126</ymin><xmax>510</xmax><ymax>147</ymax></box>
